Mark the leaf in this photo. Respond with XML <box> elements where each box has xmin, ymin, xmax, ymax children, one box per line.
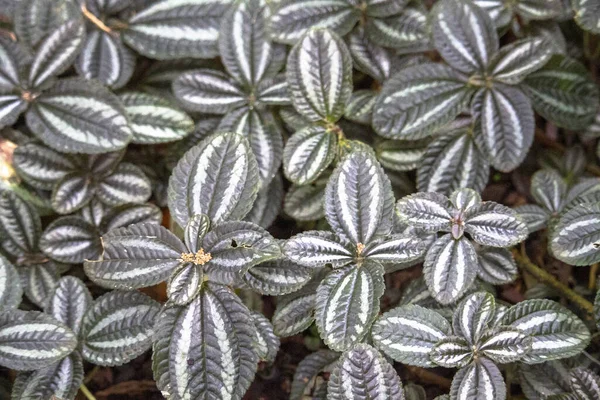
<box><xmin>464</xmin><ymin>202</ymin><xmax>528</xmax><ymax>247</ymax></box>
<box><xmin>268</xmin><ymin>0</ymin><xmax>359</xmax><ymax>45</ymax></box>
<box><xmin>328</xmin><ymin>343</ymin><xmax>405</xmax><ymax>400</ymax></box>
<box><xmin>372</xmin><ymin>304</ymin><xmax>451</xmax><ymax>367</ymax></box>
<box><xmin>39</xmin><ymin>216</ymin><xmax>100</xmax><ymax>264</ymax></box>
<box><xmin>423</xmin><ymin>234</ymin><xmax>478</xmax><ymax>305</ymax></box>
<box><xmin>21</xmin><ymin>263</ymin><xmax>60</xmax><ymax>309</ymax></box>
<box><xmin>290</xmin><ymin>349</ymin><xmax>339</xmax><ymax>400</ymax></box>
<box><xmin>417</xmin><ymin>130</ymin><xmax>489</xmax><ymax>195</ymax></box>
<box><xmin>13</xmin><ymin>0</ymin><xmax>79</xmax><ymax>50</ymax></box>
<box><xmin>450</xmin><ymin>358</ymin><xmax>506</xmax><ymax>400</ymax></box>
<box><xmin>250</xmin><ymin>311</ymin><xmax>280</xmax><ymax>363</ymax></box>
<box><xmin>315</xmin><ymin>262</ymin><xmax>385</xmax><ymax>351</ymax></box>
<box><xmin>573</xmin><ymin>0</ymin><xmax>600</xmax><ymax>34</ymax></box>
<box><xmin>430</xmin><ymin>336</ymin><xmax>472</xmax><ymax>368</ymax></box>
<box><xmin>184</xmin><ymin>214</ymin><xmax>211</xmax><ymax>253</ymax></box>
<box><xmin>347</xmin><ymin>27</ymin><xmax>395</xmax><ymax>82</ymax></box>
<box><xmin>531</xmin><ymin>169</ymin><xmax>567</xmax><ymax>213</ymax></box>
<box><xmin>452</xmin><ymin>291</ymin><xmax>496</xmax><ymax>345</ymax></box>
<box><xmin>477</xmin><ymin>247</ymin><xmax>518</xmax><ymax>285</ymax></box>
<box><xmin>364</xmin><ymin>5</ymin><xmax>430</xmax><ymax>53</ymax></box>
<box><xmin>120</xmin><ymin>92</ymin><xmax>194</xmax><ymax>144</ymax></box>
<box><xmin>283</xmin><ymin>231</ymin><xmax>353</xmax><ymax>268</ymax></box>
<box><xmin>172</xmin><ymin>69</ymin><xmax>246</xmax><ymax>114</ymax></box>
<box><xmin>26</xmin><ymin>78</ymin><xmax>133</xmax><ymax>154</ymax></box>
<box><xmin>101</xmin><ymin>203</ymin><xmax>163</xmax><ymax>232</ymax></box>
<box><xmin>243</xmin><ymin>173</ymin><xmax>283</xmax><ymax>228</ymax></box>
<box><xmin>284</xmin><ymin>180</ymin><xmax>327</xmax><ymax>221</ymax></box>
<box><xmin>396</xmin><ymin>192</ymin><xmax>452</xmax><ymax>233</ymax></box>
<box><xmin>168</xmin><ymin>132</ymin><xmax>259</xmax><ymax>228</ymax></box>
<box><xmin>0</xmin><ymin>36</ymin><xmax>23</xmax><ymax>93</ymax></box>
<box><xmin>0</xmin><ymin>310</ymin><xmax>77</xmax><ymax>371</ymax></box>
<box><xmin>286</xmin><ymin>28</ymin><xmax>353</xmax><ymax>122</ymax></box>
<box><xmin>12</xmin><ymin>142</ymin><xmax>77</xmax><ymax>190</ymax></box>
<box><xmin>76</xmin><ymin>30</ymin><xmax>136</xmax><ymax>89</ymax></box>
<box><xmin>243</xmin><ymin>257</ymin><xmax>313</xmax><ymax>296</ymax></box>
<box><xmin>45</xmin><ymin>276</ymin><xmax>92</xmax><ymax>334</ymax></box>
<box><xmin>344</xmin><ymin>89</ymin><xmax>378</xmax><ymax>125</ymax></box>
<box><xmin>81</xmin><ymin>290</ymin><xmax>161</xmax><ymax>366</ymax></box>
<box><xmin>123</xmin><ymin>0</ymin><xmax>232</xmax><ymax>59</ymax></box>
<box><xmin>501</xmin><ymin>299</ymin><xmax>591</xmax><ymax>363</ymax></box>
<box><xmin>488</xmin><ymin>38</ymin><xmax>555</xmax><ymax>85</ymax></box>
<box><xmin>219</xmin><ymin>0</ymin><xmax>286</xmax><ymax>87</ymax></box>
<box><xmin>514</xmin><ymin>204</ymin><xmax>550</xmax><ymax>233</ymax></box>
<box><xmin>376</xmin><ymin>138</ymin><xmax>429</xmax><ymax>172</ymax></box>
<box><xmin>473</xmin><ymin>84</ymin><xmax>535</xmax><ymax>172</ymax></box>
<box><xmin>272</xmin><ymin>270</ymin><xmax>325</xmax><ymax>337</ymax></box>
<box><xmin>325</xmin><ymin>150</ymin><xmax>395</xmax><ymax>245</ymax></box>
<box><xmin>0</xmin><ymin>95</ymin><xmax>27</xmax><ymax>128</ymax></box>
<box><xmin>522</xmin><ymin>55</ymin><xmax>600</xmax><ymax>130</ymax></box>
<box><xmin>256</xmin><ymin>74</ymin><xmax>291</xmax><ymax>105</ymax></box>
<box><xmin>201</xmin><ymin>220</ymin><xmax>281</xmax><ymax>284</ymax></box>
<box><xmin>550</xmin><ymin>201</ymin><xmax>600</xmax><ymax>266</ymax></box>
<box><xmin>167</xmin><ymin>263</ymin><xmax>203</xmax><ymax>306</ymax></box>
<box><xmin>362</xmin><ymin>234</ymin><xmax>426</xmax><ymax>264</ymax></box>
<box><xmin>96</xmin><ymin>163</ymin><xmax>152</xmax><ymax>207</ymax></box>
<box><xmin>570</xmin><ymin>368</ymin><xmax>600</xmax><ymax>400</ymax></box>
<box><xmin>84</xmin><ymin>223</ymin><xmax>186</xmax><ymax>289</ymax></box>
<box><xmin>28</xmin><ymin>19</ymin><xmax>85</xmax><ymax>89</ymax></box>
<box><xmin>0</xmin><ymin>255</ymin><xmax>22</xmax><ymax>310</ymax></box>
<box><xmin>372</xmin><ymin>63</ymin><xmax>473</xmax><ymax>139</ymax></box>
<box><xmin>50</xmin><ymin>172</ymin><xmax>94</xmax><ymax>215</ymax></box>
<box><xmin>431</xmin><ymin>0</ymin><xmax>498</xmax><ymax>74</ymax></box>
<box><xmin>0</xmin><ymin>191</ymin><xmax>41</xmax><ymax>255</ymax></box>
<box><xmin>478</xmin><ymin>326</ymin><xmax>532</xmax><ymax>364</ymax></box>
<box><xmin>158</xmin><ymin>283</ymin><xmax>257</xmax><ymax>400</ymax></box>
<box><xmin>518</xmin><ymin>361</ymin><xmax>571</xmax><ymax>399</ymax></box>
<box><xmin>11</xmin><ymin>352</ymin><xmax>83</xmax><ymax>400</ymax></box>
<box><xmin>283</xmin><ymin>125</ymin><xmax>337</xmax><ymax>185</ymax></box>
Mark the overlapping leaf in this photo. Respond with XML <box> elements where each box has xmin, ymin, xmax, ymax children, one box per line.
<box><xmin>550</xmin><ymin>202</ymin><xmax>600</xmax><ymax>266</ymax></box>
<box><xmin>283</xmin><ymin>125</ymin><xmax>337</xmax><ymax>185</ymax></box>
<box><xmin>0</xmin><ymin>255</ymin><xmax>22</xmax><ymax>310</ymax></box>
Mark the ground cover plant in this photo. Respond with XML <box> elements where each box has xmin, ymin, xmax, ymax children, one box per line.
<box><xmin>1</xmin><ymin>0</ymin><xmax>600</xmax><ymax>399</ymax></box>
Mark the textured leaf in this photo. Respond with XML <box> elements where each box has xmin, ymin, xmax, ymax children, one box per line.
<box><xmin>373</xmin><ymin>63</ymin><xmax>473</xmax><ymax>139</ymax></box>
<box><xmin>39</xmin><ymin>216</ymin><xmax>100</xmax><ymax>264</ymax></box>
<box><xmin>347</xmin><ymin>27</ymin><xmax>395</xmax><ymax>82</ymax></box>
<box><xmin>269</xmin><ymin>0</ymin><xmax>359</xmax><ymax>44</ymax></box>
<box><xmin>417</xmin><ymin>131</ymin><xmax>489</xmax><ymax>195</ymax></box>
<box><xmin>81</xmin><ymin>290</ymin><xmax>160</xmax><ymax>366</ymax></box>
<box><xmin>477</xmin><ymin>247</ymin><xmax>518</xmax><ymax>285</ymax></box>
<box><xmin>28</xmin><ymin>20</ymin><xmax>85</xmax><ymax>89</ymax></box>
<box><xmin>396</xmin><ymin>192</ymin><xmax>452</xmax><ymax>232</ymax></box>
<box><xmin>364</xmin><ymin>5</ymin><xmax>430</xmax><ymax>53</ymax></box>
<box><xmin>518</xmin><ymin>361</ymin><xmax>571</xmax><ymax>400</ymax></box>
<box><xmin>184</xmin><ymin>213</ymin><xmax>211</xmax><ymax>254</ymax></box>
<box><xmin>423</xmin><ymin>234</ymin><xmax>478</xmax><ymax>305</ymax></box>
<box><xmin>290</xmin><ymin>349</ymin><xmax>339</xmax><ymax>400</ymax></box>
<box><xmin>11</xmin><ymin>352</ymin><xmax>83</xmax><ymax>400</ymax></box>
<box><xmin>50</xmin><ymin>172</ymin><xmax>94</xmax><ymax>215</ymax></box>
<box><xmin>573</xmin><ymin>0</ymin><xmax>600</xmax><ymax>34</ymax></box>
<box><xmin>158</xmin><ymin>283</ymin><xmax>257</xmax><ymax>400</ymax></box>
<box><xmin>286</xmin><ymin>28</ymin><xmax>353</xmax><ymax>122</ymax></box>
<box><xmin>168</xmin><ymin>132</ymin><xmax>259</xmax><ymax>227</ymax></box>
<box><xmin>372</xmin><ymin>304</ymin><xmax>451</xmax><ymax>367</ymax></box>
<box><xmin>570</xmin><ymin>368</ymin><xmax>600</xmax><ymax>400</ymax></box>
<box><xmin>501</xmin><ymin>299</ymin><xmax>591</xmax><ymax>363</ymax></box>
<box><xmin>101</xmin><ymin>203</ymin><xmax>163</xmax><ymax>232</ymax></box>
<box><xmin>515</xmin><ymin>204</ymin><xmax>551</xmax><ymax>233</ymax></box>
<box><xmin>284</xmin><ymin>180</ymin><xmax>326</xmax><ymax>221</ymax></box>
<box><xmin>531</xmin><ymin>169</ymin><xmax>567</xmax><ymax>213</ymax></box>
<box><xmin>45</xmin><ymin>276</ymin><xmax>92</xmax><ymax>334</ymax></box>
<box><xmin>0</xmin><ymin>191</ymin><xmax>41</xmax><ymax>254</ymax></box>
<box><xmin>464</xmin><ymin>202</ymin><xmax>528</xmax><ymax>247</ymax></box>
<box><xmin>452</xmin><ymin>291</ymin><xmax>495</xmax><ymax>345</ymax></box>
<box><xmin>76</xmin><ymin>30</ymin><xmax>136</xmax><ymax>89</ymax></box>
<box><xmin>344</xmin><ymin>89</ymin><xmax>378</xmax><ymax>125</ymax></box>
<box><xmin>283</xmin><ymin>125</ymin><xmax>337</xmax><ymax>185</ymax></box>
<box><xmin>432</xmin><ymin>0</ymin><xmax>498</xmax><ymax>74</ymax></box>
<box><xmin>13</xmin><ymin>0</ymin><xmax>78</xmax><ymax>50</ymax></box>
<box><xmin>473</xmin><ymin>84</ymin><xmax>535</xmax><ymax>172</ymax></box>
<box><xmin>550</xmin><ymin>202</ymin><xmax>600</xmax><ymax>266</ymax></box>
<box><xmin>167</xmin><ymin>263</ymin><xmax>203</xmax><ymax>306</ymax></box>
<box><xmin>256</xmin><ymin>74</ymin><xmax>291</xmax><ymax>105</ymax></box>
<box><xmin>450</xmin><ymin>358</ymin><xmax>506</xmax><ymax>400</ymax></box>
<box><xmin>172</xmin><ymin>69</ymin><xmax>246</xmax><ymax>114</ymax></box>
<box><xmin>243</xmin><ymin>174</ymin><xmax>283</xmax><ymax>228</ymax></box>
<box><xmin>21</xmin><ymin>264</ymin><xmax>60</xmax><ymax>309</ymax></box>
<box><xmin>0</xmin><ymin>255</ymin><xmax>22</xmax><ymax>310</ymax></box>
<box><xmin>26</xmin><ymin>78</ymin><xmax>132</xmax><ymax>154</ymax></box>
<box><xmin>0</xmin><ymin>96</ymin><xmax>27</xmax><ymax>128</ymax></box>
<box><xmin>489</xmin><ymin>38</ymin><xmax>554</xmax><ymax>85</ymax></box>
<box><xmin>325</xmin><ymin>150</ymin><xmax>395</xmax><ymax>245</ymax></box>
<box><xmin>430</xmin><ymin>336</ymin><xmax>472</xmax><ymax>368</ymax></box>
<box><xmin>12</xmin><ymin>142</ymin><xmax>77</xmax><ymax>190</ymax></box>
<box><xmin>250</xmin><ymin>311</ymin><xmax>280</xmax><ymax>363</ymax></box>
<box><xmin>243</xmin><ymin>257</ymin><xmax>313</xmax><ymax>296</ymax></box>
<box><xmin>0</xmin><ymin>36</ymin><xmax>22</xmax><ymax>93</ymax></box>
<box><xmin>522</xmin><ymin>55</ymin><xmax>600</xmax><ymax>130</ymax></box>
<box><xmin>123</xmin><ymin>0</ymin><xmax>232</xmax><ymax>59</ymax></box>
<box><xmin>96</xmin><ymin>163</ymin><xmax>152</xmax><ymax>207</ymax></box>
<box><xmin>0</xmin><ymin>310</ymin><xmax>77</xmax><ymax>371</ymax></box>
<box><xmin>362</xmin><ymin>234</ymin><xmax>426</xmax><ymax>264</ymax></box>
<box><xmin>120</xmin><ymin>92</ymin><xmax>194</xmax><ymax>144</ymax></box>
<box><xmin>219</xmin><ymin>0</ymin><xmax>286</xmax><ymax>87</ymax></box>
<box><xmin>315</xmin><ymin>262</ymin><xmax>385</xmax><ymax>351</ymax></box>
<box><xmin>478</xmin><ymin>326</ymin><xmax>532</xmax><ymax>364</ymax></box>
<box><xmin>328</xmin><ymin>343</ymin><xmax>404</xmax><ymax>400</ymax></box>
<box><xmin>376</xmin><ymin>138</ymin><xmax>429</xmax><ymax>172</ymax></box>
<box><xmin>283</xmin><ymin>231</ymin><xmax>353</xmax><ymax>268</ymax></box>
<box><xmin>84</xmin><ymin>223</ymin><xmax>186</xmax><ymax>289</ymax></box>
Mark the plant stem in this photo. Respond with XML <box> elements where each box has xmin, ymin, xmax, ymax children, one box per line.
<box><xmin>590</xmin><ymin>264</ymin><xmax>599</xmax><ymax>291</ymax></box>
<box><xmin>80</xmin><ymin>384</ymin><xmax>97</xmax><ymax>400</ymax></box>
<box><xmin>513</xmin><ymin>248</ymin><xmax>595</xmax><ymax>317</ymax></box>
<box><xmin>80</xmin><ymin>4</ymin><xmax>112</xmax><ymax>33</ymax></box>
<box><xmin>405</xmin><ymin>366</ymin><xmax>452</xmax><ymax>390</ymax></box>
